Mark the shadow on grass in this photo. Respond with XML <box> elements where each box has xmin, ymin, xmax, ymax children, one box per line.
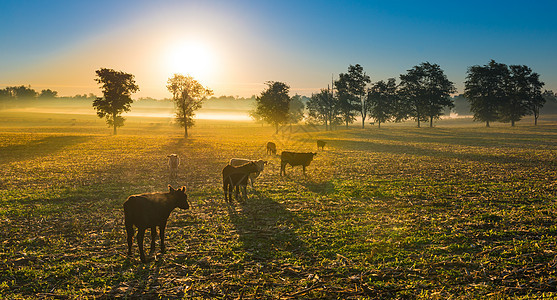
<box><xmin>226</xmin><ymin>190</ymin><xmax>309</xmax><ymax>264</ymax></box>
<box><xmin>101</xmin><ymin>258</ymin><xmax>177</xmax><ymax>299</ymax></box>
<box><xmin>332</xmin><ymin>138</ymin><xmax>554</xmax><ymax>166</ymax></box>
<box><xmin>0</xmin><ymin>135</ymin><xmax>91</xmax><ymax>165</ymax></box>
<box><xmin>343</xmin><ymin>128</ymin><xmax>557</xmax><ymax>149</ymax></box>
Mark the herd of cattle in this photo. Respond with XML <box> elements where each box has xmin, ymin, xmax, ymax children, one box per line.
<box><xmin>123</xmin><ymin>140</ymin><xmax>327</xmax><ymax>262</ymax></box>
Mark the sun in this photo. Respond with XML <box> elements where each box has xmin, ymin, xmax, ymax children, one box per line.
<box><xmin>165</xmin><ymin>41</ymin><xmax>215</xmax><ymax>82</ymax></box>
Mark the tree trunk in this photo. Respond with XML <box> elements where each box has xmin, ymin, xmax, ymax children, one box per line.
<box><xmin>183</xmin><ymin>108</ymin><xmax>188</xmax><ymax>137</ymax></box>
<box><xmin>361</xmin><ymin>116</ymin><xmax>365</xmax><ymax>129</ymax></box>
<box><xmin>112</xmin><ymin>112</ymin><xmax>117</xmax><ymax>135</ymax></box>
<box><xmin>511</xmin><ymin>120</ymin><xmax>515</xmax><ymax>127</ymax></box>
<box><xmin>378</xmin><ymin>121</ymin><xmax>381</xmax><ymax>129</ymax></box>
<box><xmin>430</xmin><ymin>116</ymin><xmax>433</xmax><ymax>128</ymax></box>
<box><xmin>417</xmin><ymin>118</ymin><xmax>421</xmax><ymax>128</ymax></box>
<box><xmin>486</xmin><ymin>120</ymin><xmax>490</xmax><ymax>127</ymax></box>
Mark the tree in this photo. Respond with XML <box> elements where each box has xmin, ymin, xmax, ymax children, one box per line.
<box><xmin>464</xmin><ymin>60</ymin><xmax>509</xmax><ymax>127</ymax></box>
<box><xmin>6</xmin><ymin>85</ymin><xmax>38</xmax><ymax>100</ymax></box>
<box><xmin>399</xmin><ymin>62</ymin><xmax>455</xmax><ymax>127</ymax></box>
<box><xmin>335</xmin><ymin>64</ymin><xmax>370</xmax><ymax>128</ymax></box>
<box><xmin>368</xmin><ymin>78</ymin><xmax>398</xmax><ymax>128</ymax></box>
<box><xmin>166</xmin><ymin>74</ymin><xmax>213</xmax><ymax>138</ymax></box>
<box><xmin>253</xmin><ymin>81</ymin><xmax>291</xmax><ymax>134</ymax></box>
<box><xmin>93</xmin><ymin>68</ymin><xmax>139</xmax><ymax>135</ymax></box>
<box><xmin>39</xmin><ymin>89</ymin><xmax>58</xmax><ymax>99</ymax></box>
<box><xmin>307</xmin><ymin>87</ymin><xmax>339</xmax><ymax>130</ymax></box>
<box><xmin>499</xmin><ymin>65</ymin><xmax>544</xmax><ymax>126</ymax></box>
<box><xmin>288</xmin><ymin>94</ymin><xmax>305</xmax><ymax>127</ymax></box>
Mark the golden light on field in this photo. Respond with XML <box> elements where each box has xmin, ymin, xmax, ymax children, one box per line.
<box><xmin>163</xmin><ymin>40</ymin><xmax>216</xmax><ymax>83</ymax></box>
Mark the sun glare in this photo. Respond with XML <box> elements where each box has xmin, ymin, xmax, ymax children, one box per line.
<box><xmin>165</xmin><ymin>41</ymin><xmax>215</xmax><ymax>83</ymax></box>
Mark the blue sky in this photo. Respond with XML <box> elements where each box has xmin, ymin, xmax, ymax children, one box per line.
<box><xmin>1</xmin><ymin>0</ymin><xmax>556</xmax><ymax>98</ymax></box>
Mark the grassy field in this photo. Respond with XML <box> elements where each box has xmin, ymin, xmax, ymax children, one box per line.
<box><xmin>1</xmin><ymin>111</ymin><xmax>556</xmax><ymax>299</ymax></box>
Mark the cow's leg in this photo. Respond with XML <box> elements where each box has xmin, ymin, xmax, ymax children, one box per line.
<box><xmin>137</xmin><ymin>228</ymin><xmax>147</xmax><ymax>263</ymax></box>
<box><xmin>160</xmin><ymin>222</ymin><xmax>167</xmax><ymax>254</ymax></box>
<box><xmin>125</xmin><ymin>221</ymin><xmax>134</xmax><ymax>256</ymax></box>
<box><xmin>149</xmin><ymin>226</ymin><xmax>157</xmax><ymax>255</ymax></box>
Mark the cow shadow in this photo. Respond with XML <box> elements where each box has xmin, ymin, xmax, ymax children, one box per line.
<box><xmin>102</xmin><ymin>258</ymin><xmax>175</xmax><ymax>299</ymax></box>
<box><xmin>226</xmin><ymin>190</ymin><xmax>309</xmax><ymax>264</ymax></box>
<box><xmin>0</xmin><ymin>135</ymin><xmax>90</xmax><ymax>165</ymax></box>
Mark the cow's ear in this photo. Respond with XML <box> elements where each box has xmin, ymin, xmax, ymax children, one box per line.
<box><xmin>168</xmin><ymin>185</ymin><xmax>175</xmax><ymax>192</ymax></box>
<box><xmin>180</xmin><ymin>186</ymin><xmax>186</xmax><ymax>193</ymax></box>
<box><xmin>264</xmin><ymin>161</ymin><xmax>268</xmax><ymax>165</ymax></box>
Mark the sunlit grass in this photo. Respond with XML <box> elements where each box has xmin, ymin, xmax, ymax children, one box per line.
<box><xmin>0</xmin><ymin>111</ymin><xmax>556</xmax><ymax>298</ymax></box>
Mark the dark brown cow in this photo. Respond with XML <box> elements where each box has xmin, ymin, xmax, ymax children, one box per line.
<box><xmin>124</xmin><ymin>185</ymin><xmax>189</xmax><ymax>263</ymax></box>
<box><xmin>280</xmin><ymin>151</ymin><xmax>317</xmax><ymax>176</ymax></box>
<box><xmin>266</xmin><ymin>142</ymin><xmax>277</xmax><ymax>155</ymax></box>
<box><xmin>222</xmin><ymin>161</ymin><xmax>259</xmax><ymax>202</ymax></box>
<box><xmin>317</xmin><ymin>140</ymin><xmax>326</xmax><ymax>151</ymax></box>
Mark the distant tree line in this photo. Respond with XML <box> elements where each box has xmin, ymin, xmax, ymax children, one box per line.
<box><xmin>303</xmin><ymin>62</ymin><xmax>457</xmax><ymax>129</ymax></box>
<box><xmin>0</xmin><ymin>85</ymin><xmax>99</xmax><ymax>101</ymax></box>
<box><xmin>2</xmin><ymin>60</ymin><xmax>554</xmax><ymax>135</ymax></box>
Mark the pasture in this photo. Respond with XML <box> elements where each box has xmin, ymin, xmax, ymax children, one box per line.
<box><xmin>1</xmin><ymin>111</ymin><xmax>556</xmax><ymax>299</ymax></box>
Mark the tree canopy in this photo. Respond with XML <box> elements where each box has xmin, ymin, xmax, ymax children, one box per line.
<box><xmin>335</xmin><ymin>64</ymin><xmax>370</xmax><ymax>128</ymax></box>
<box><xmin>253</xmin><ymin>81</ymin><xmax>291</xmax><ymax>134</ymax></box>
<box><xmin>368</xmin><ymin>78</ymin><xmax>398</xmax><ymax>128</ymax></box>
<box><xmin>307</xmin><ymin>87</ymin><xmax>339</xmax><ymax>130</ymax></box>
<box><xmin>465</xmin><ymin>60</ymin><xmax>545</xmax><ymax>127</ymax></box>
<box><xmin>93</xmin><ymin>68</ymin><xmax>139</xmax><ymax>135</ymax></box>
<box><xmin>166</xmin><ymin>74</ymin><xmax>213</xmax><ymax>138</ymax></box>
<box><xmin>399</xmin><ymin>62</ymin><xmax>455</xmax><ymax>127</ymax></box>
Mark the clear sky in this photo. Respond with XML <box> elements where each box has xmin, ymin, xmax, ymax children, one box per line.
<box><xmin>1</xmin><ymin>0</ymin><xmax>556</xmax><ymax>99</ymax></box>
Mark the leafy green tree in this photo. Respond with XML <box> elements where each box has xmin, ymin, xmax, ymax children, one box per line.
<box><xmin>335</xmin><ymin>64</ymin><xmax>370</xmax><ymax>128</ymax></box>
<box><xmin>39</xmin><ymin>89</ymin><xmax>58</xmax><ymax>99</ymax></box>
<box><xmin>253</xmin><ymin>81</ymin><xmax>291</xmax><ymax>134</ymax></box>
<box><xmin>307</xmin><ymin>87</ymin><xmax>339</xmax><ymax>130</ymax></box>
<box><xmin>499</xmin><ymin>65</ymin><xmax>544</xmax><ymax>126</ymax></box>
<box><xmin>464</xmin><ymin>60</ymin><xmax>509</xmax><ymax>127</ymax></box>
<box><xmin>288</xmin><ymin>94</ymin><xmax>305</xmax><ymax>125</ymax></box>
<box><xmin>6</xmin><ymin>85</ymin><xmax>37</xmax><ymax>100</ymax></box>
<box><xmin>93</xmin><ymin>68</ymin><xmax>139</xmax><ymax>135</ymax></box>
<box><xmin>399</xmin><ymin>62</ymin><xmax>455</xmax><ymax>127</ymax></box>
<box><xmin>166</xmin><ymin>74</ymin><xmax>213</xmax><ymax>138</ymax></box>
<box><xmin>368</xmin><ymin>78</ymin><xmax>398</xmax><ymax>128</ymax></box>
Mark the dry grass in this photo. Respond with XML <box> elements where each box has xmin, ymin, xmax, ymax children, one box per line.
<box><xmin>1</xmin><ymin>112</ymin><xmax>556</xmax><ymax>299</ymax></box>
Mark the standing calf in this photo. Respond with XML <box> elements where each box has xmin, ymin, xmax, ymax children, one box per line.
<box><xmin>222</xmin><ymin>161</ymin><xmax>259</xmax><ymax>202</ymax></box>
<box><xmin>229</xmin><ymin>158</ymin><xmax>267</xmax><ymax>187</ymax></box>
<box><xmin>317</xmin><ymin>140</ymin><xmax>326</xmax><ymax>151</ymax></box>
<box><xmin>266</xmin><ymin>142</ymin><xmax>277</xmax><ymax>155</ymax></box>
<box><xmin>167</xmin><ymin>154</ymin><xmax>180</xmax><ymax>180</ymax></box>
<box><xmin>124</xmin><ymin>185</ymin><xmax>189</xmax><ymax>263</ymax></box>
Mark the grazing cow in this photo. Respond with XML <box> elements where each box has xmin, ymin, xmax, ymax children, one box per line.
<box><xmin>317</xmin><ymin>140</ymin><xmax>326</xmax><ymax>151</ymax></box>
<box><xmin>167</xmin><ymin>154</ymin><xmax>180</xmax><ymax>180</ymax></box>
<box><xmin>280</xmin><ymin>151</ymin><xmax>317</xmax><ymax>176</ymax></box>
<box><xmin>222</xmin><ymin>161</ymin><xmax>259</xmax><ymax>202</ymax></box>
<box><xmin>229</xmin><ymin>158</ymin><xmax>267</xmax><ymax>187</ymax></box>
<box><xmin>266</xmin><ymin>142</ymin><xmax>277</xmax><ymax>155</ymax></box>
<box><xmin>124</xmin><ymin>185</ymin><xmax>189</xmax><ymax>263</ymax></box>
